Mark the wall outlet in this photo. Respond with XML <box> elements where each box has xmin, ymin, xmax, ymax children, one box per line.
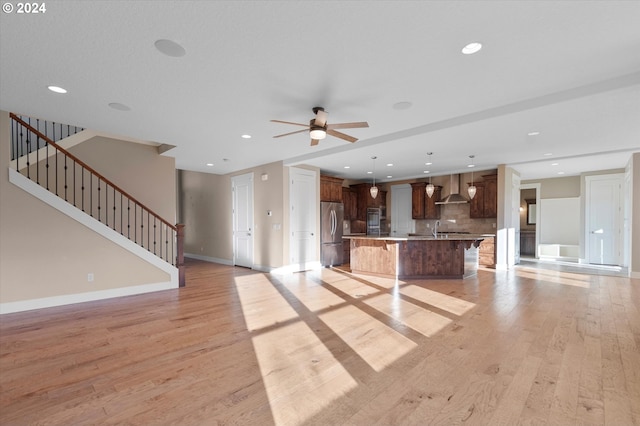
<box><xmin>87</xmin><ymin>273</ymin><xmax>94</xmax><ymax>282</ymax></box>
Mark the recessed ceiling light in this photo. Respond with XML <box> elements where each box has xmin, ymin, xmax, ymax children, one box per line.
<box><xmin>551</xmin><ymin>162</ymin><xmax>559</xmax><ymax>166</ymax></box>
<box><xmin>386</xmin><ymin>163</ymin><xmax>393</xmax><ymax>167</ymax></box>
<box><xmin>241</xmin><ymin>134</ymin><xmax>251</xmax><ymax>139</ymax></box>
<box><xmin>108</xmin><ymin>102</ymin><xmax>131</xmax><ymax>111</ymax></box>
<box><xmin>367</xmin><ymin>171</ymin><xmax>373</xmax><ymax>174</ymax></box>
<box><xmin>468</xmin><ymin>164</ymin><xmax>475</xmax><ymax>168</ymax></box>
<box><xmin>424</xmin><ymin>170</ymin><xmax>430</xmax><ymax>174</ymax></box>
<box><xmin>557</xmin><ymin>171</ymin><xmax>565</xmax><ymax>175</ymax></box>
<box><xmin>425</xmin><ymin>162</ymin><xmax>432</xmax><ymax>166</ymax></box>
<box><xmin>47</xmin><ymin>85</ymin><xmax>67</xmax><ymax>94</ymax></box>
<box><xmin>462</xmin><ymin>42</ymin><xmax>482</xmax><ymax>55</ymax></box>
<box><xmin>544</xmin><ymin>153</ymin><xmax>553</xmax><ymax>156</ymax></box>
<box><xmin>154</xmin><ymin>39</ymin><xmax>186</xmax><ymax>57</ymax></box>
<box><xmin>206</xmin><ymin>163</ymin><xmax>214</xmax><ymax>167</ymax></box>
<box><xmin>527</xmin><ymin>131</ymin><xmax>540</xmax><ymax>136</ymax></box>
<box><xmin>386</xmin><ymin>175</ymin><xmax>393</xmax><ymax>179</ymax></box>
<box><xmin>344</xmin><ymin>166</ymin><xmax>350</xmax><ymax>169</ymax></box>
<box><xmin>392</xmin><ymin>101</ymin><xmax>412</xmax><ymax>110</ymax></box>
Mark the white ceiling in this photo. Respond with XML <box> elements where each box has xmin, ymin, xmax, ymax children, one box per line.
<box><xmin>1</xmin><ymin>1</ymin><xmax>639</xmax><ymax>182</ymax></box>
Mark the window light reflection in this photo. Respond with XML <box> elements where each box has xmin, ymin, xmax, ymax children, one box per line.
<box><xmin>400</xmin><ymin>285</ymin><xmax>476</xmax><ymax>316</ymax></box>
<box><xmin>319</xmin><ymin>305</ymin><xmax>417</xmax><ymax>372</ymax></box>
<box><xmin>365</xmin><ymin>293</ymin><xmax>452</xmax><ymax>337</ymax></box>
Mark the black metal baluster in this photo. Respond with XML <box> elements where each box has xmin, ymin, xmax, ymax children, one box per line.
<box><xmin>64</xmin><ymin>155</ymin><xmax>68</xmax><ymax>201</ymax></box>
<box><xmin>81</xmin><ymin>166</ymin><xmax>85</xmax><ymax>212</ymax></box>
<box><xmin>113</xmin><ymin>186</ymin><xmax>117</xmax><ymax>231</ymax></box>
<box><xmin>120</xmin><ymin>193</ymin><xmax>123</xmax><ymax>235</ymax></box>
<box><xmin>97</xmin><ymin>177</ymin><xmax>101</xmax><ymax>222</ymax></box>
<box><xmin>127</xmin><ymin>199</ymin><xmax>131</xmax><ymax>239</ymax></box>
<box><xmin>90</xmin><ymin>173</ymin><xmax>93</xmax><ymax>217</ymax></box>
<box><xmin>153</xmin><ymin>217</ymin><xmax>157</xmax><ymax>255</ymax></box>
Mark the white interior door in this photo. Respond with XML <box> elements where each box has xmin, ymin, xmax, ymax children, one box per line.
<box><xmin>232</xmin><ymin>173</ymin><xmax>254</xmax><ymax>268</ymax></box>
<box><xmin>586</xmin><ymin>174</ymin><xmax>622</xmax><ymax>265</ymax></box>
<box><xmin>391</xmin><ymin>184</ymin><xmax>413</xmax><ymax>237</ymax></box>
<box><xmin>290</xmin><ymin>167</ymin><xmax>317</xmax><ymax>270</ymax></box>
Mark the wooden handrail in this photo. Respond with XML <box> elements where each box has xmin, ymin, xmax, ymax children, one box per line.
<box><xmin>10</xmin><ymin>112</ymin><xmax>176</xmax><ymax>232</ymax></box>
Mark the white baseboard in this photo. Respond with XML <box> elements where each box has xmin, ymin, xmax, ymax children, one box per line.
<box><xmin>0</xmin><ymin>281</ymin><xmax>177</xmax><ymax>314</ymax></box>
<box><xmin>185</xmin><ymin>253</ymin><xmax>233</xmax><ymax>265</ymax></box>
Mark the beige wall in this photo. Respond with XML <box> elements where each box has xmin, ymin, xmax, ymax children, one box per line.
<box><xmin>0</xmin><ymin>111</ymin><xmax>177</xmax><ymax>305</ymax></box>
<box><xmin>177</xmin><ymin>169</ymin><xmax>232</xmax><ymax>262</ymax></box>
<box><xmin>178</xmin><ymin>160</ymin><xmax>300</xmax><ymax>270</ymax></box>
<box><xmin>537</xmin><ymin>175</ymin><xmax>580</xmax><ymax>198</ymax></box>
<box><xmin>69</xmin><ymin>136</ymin><xmax>176</xmax><ymax>221</ymax></box>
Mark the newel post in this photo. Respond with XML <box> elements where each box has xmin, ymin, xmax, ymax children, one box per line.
<box><xmin>176</xmin><ymin>223</ymin><xmax>186</xmax><ymax>287</ymax></box>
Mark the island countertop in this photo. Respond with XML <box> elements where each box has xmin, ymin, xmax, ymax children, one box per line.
<box><xmin>343</xmin><ymin>234</ymin><xmax>494</xmax><ymax>241</ymax></box>
<box><xmin>344</xmin><ymin>234</ymin><xmax>493</xmax><ymax>279</ymax></box>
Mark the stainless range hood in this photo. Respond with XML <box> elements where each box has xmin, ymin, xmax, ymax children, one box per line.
<box><xmin>435</xmin><ymin>174</ymin><xmax>469</xmax><ymax>205</ymax></box>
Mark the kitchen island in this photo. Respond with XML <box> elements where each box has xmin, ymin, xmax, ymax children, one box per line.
<box><xmin>343</xmin><ymin>234</ymin><xmax>491</xmax><ymax>279</ymax></box>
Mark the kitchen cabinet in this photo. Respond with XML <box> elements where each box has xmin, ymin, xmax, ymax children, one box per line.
<box><xmin>520</xmin><ymin>231</ymin><xmax>535</xmax><ymax>256</ymax></box>
<box><xmin>411</xmin><ymin>183</ymin><xmax>442</xmax><ymax>219</ymax></box>
<box><xmin>320</xmin><ymin>175</ymin><xmax>343</xmax><ymax>202</ymax></box>
<box><xmin>469</xmin><ymin>174</ymin><xmax>497</xmax><ymax>219</ymax></box>
<box><xmin>351</xmin><ymin>183</ymin><xmax>386</xmax><ymax>221</ymax></box>
<box><xmin>342</xmin><ymin>187</ymin><xmax>357</xmax><ymax>220</ymax></box>
<box><xmin>424</xmin><ymin>186</ymin><xmax>442</xmax><ymax>219</ymax></box>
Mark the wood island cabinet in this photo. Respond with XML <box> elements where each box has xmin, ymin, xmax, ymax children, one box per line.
<box><xmin>469</xmin><ymin>174</ymin><xmax>497</xmax><ymax>219</ymax></box>
<box><xmin>411</xmin><ymin>183</ymin><xmax>442</xmax><ymax>219</ymax></box>
<box><xmin>320</xmin><ymin>175</ymin><xmax>343</xmax><ymax>202</ymax></box>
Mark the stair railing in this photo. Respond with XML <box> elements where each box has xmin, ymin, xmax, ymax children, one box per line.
<box><xmin>9</xmin><ymin>112</ymin><xmax>185</xmax><ymax>287</ymax></box>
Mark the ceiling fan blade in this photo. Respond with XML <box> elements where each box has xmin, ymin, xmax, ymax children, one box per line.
<box><xmin>314</xmin><ymin>109</ymin><xmax>328</xmax><ymax>127</ymax></box>
<box><xmin>273</xmin><ymin>129</ymin><xmax>309</xmax><ymax>138</ymax></box>
<box><xmin>327</xmin><ymin>121</ymin><xmax>369</xmax><ymax>130</ymax></box>
<box><xmin>270</xmin><ymin>119</ymin><xmax>309</xmax><ymax>127</ymax></box>
<box><xmin>327</xmin><ymin>129</ymin><xmax>358</xmax><ymax>143</ymax></box>
<box><xmin>310</xmin><ymin>138</ymin><xmax>320</xmax><ymax>146</ymax></box>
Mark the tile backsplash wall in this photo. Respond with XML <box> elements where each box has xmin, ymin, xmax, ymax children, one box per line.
<box><xmin>414</xmin><ymin>203</ymin><xmax>496</xmax><ymax>234</ymax></box>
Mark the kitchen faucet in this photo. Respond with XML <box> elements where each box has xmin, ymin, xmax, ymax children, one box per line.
<box><xmin>432</xmin><ymin>220</ymin><xmax>440</xmax><ymax>238</ymax></box>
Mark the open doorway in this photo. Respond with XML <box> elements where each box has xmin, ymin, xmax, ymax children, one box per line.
<box><xmin>519</xmin><ymin>183</ymin><xmax>540</xmax><ymax>260</ymax></box>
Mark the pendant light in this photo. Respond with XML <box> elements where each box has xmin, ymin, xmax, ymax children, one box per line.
<box><xmin>370</xmin><ymin>156</ymin><xmax>379</xmax><ymax>199</ymax></box>
<box><xmin>425</xmin><ymin>152</ymin><xmax>435</xmax><ymax>198</ymax></box>
<box><xmin>468</xmin><ymin>155</ymin><xmax>477</xmax><ymax>200</ymax></box>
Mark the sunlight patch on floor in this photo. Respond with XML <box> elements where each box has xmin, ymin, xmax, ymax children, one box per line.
<box><xmin>364</xmin><ymin>293</ymin><xmax>453</xmax><ymax>337</ymax></box>
<box><xmin>319</xmin><ymin>305</ymin><xmax>417</xmax><ymax>372</ymax></box>
<box><xmin>400</xmin><ymin>285</ymin><xmax>476</xmax><ymax>316</ymax></box>
<box><xmin>323</xmin><ymin>275</ymin><xmax>382</xmax><ymax>299</ymax></box>
<box><xmin>234</xmin><ymin>274</ymin><xmax>299</xmax><ymax>331</ymax></box>
<box><xmin>280</xmin><ymin>274</ymin><xmax>346</xmax><ymax>312</ymax></box>
<box><xmin>252</xmin><ymin>321</ymin><xmax>358</xmax><ymax>425</ymax></box>
<box><xmin>515</xmin><ymin>268</ymin><xmax>591</xmax><ymax>288</ymax></box>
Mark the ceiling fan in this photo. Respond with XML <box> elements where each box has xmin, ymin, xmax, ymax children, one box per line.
<box><xmin>271</xmin><ymin>107</ymin><xmax>369</xmax><ymax>146</ymax></box>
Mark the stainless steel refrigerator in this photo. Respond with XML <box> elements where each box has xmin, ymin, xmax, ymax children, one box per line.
<box><xmin>321</xmin><ymin>201</ymin><xmax>344</xmax><ymax>266</ymax></box>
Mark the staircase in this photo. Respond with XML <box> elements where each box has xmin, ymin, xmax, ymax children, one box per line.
<box><xmin>8</xmin><ymin>112</ymin><xmax>185</xmax><ymax>287</ymax></box>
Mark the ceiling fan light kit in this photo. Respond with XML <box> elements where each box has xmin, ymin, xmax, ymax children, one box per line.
<box><xmin>272</xmin><ymin>106</ymin><xmax>368</xmax><ymax>146</ymax></box>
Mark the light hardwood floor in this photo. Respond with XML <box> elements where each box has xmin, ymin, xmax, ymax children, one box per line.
<box><xmin>1</xmin><ymin>259</ymin><xmax>639</xmax><ymax>425</ymax></box>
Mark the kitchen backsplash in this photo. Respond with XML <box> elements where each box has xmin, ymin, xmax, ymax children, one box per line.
<box><xmin>414</xmin><ymin>203</ymin><xmax>496</xmax><ymax>234</ymax></box>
